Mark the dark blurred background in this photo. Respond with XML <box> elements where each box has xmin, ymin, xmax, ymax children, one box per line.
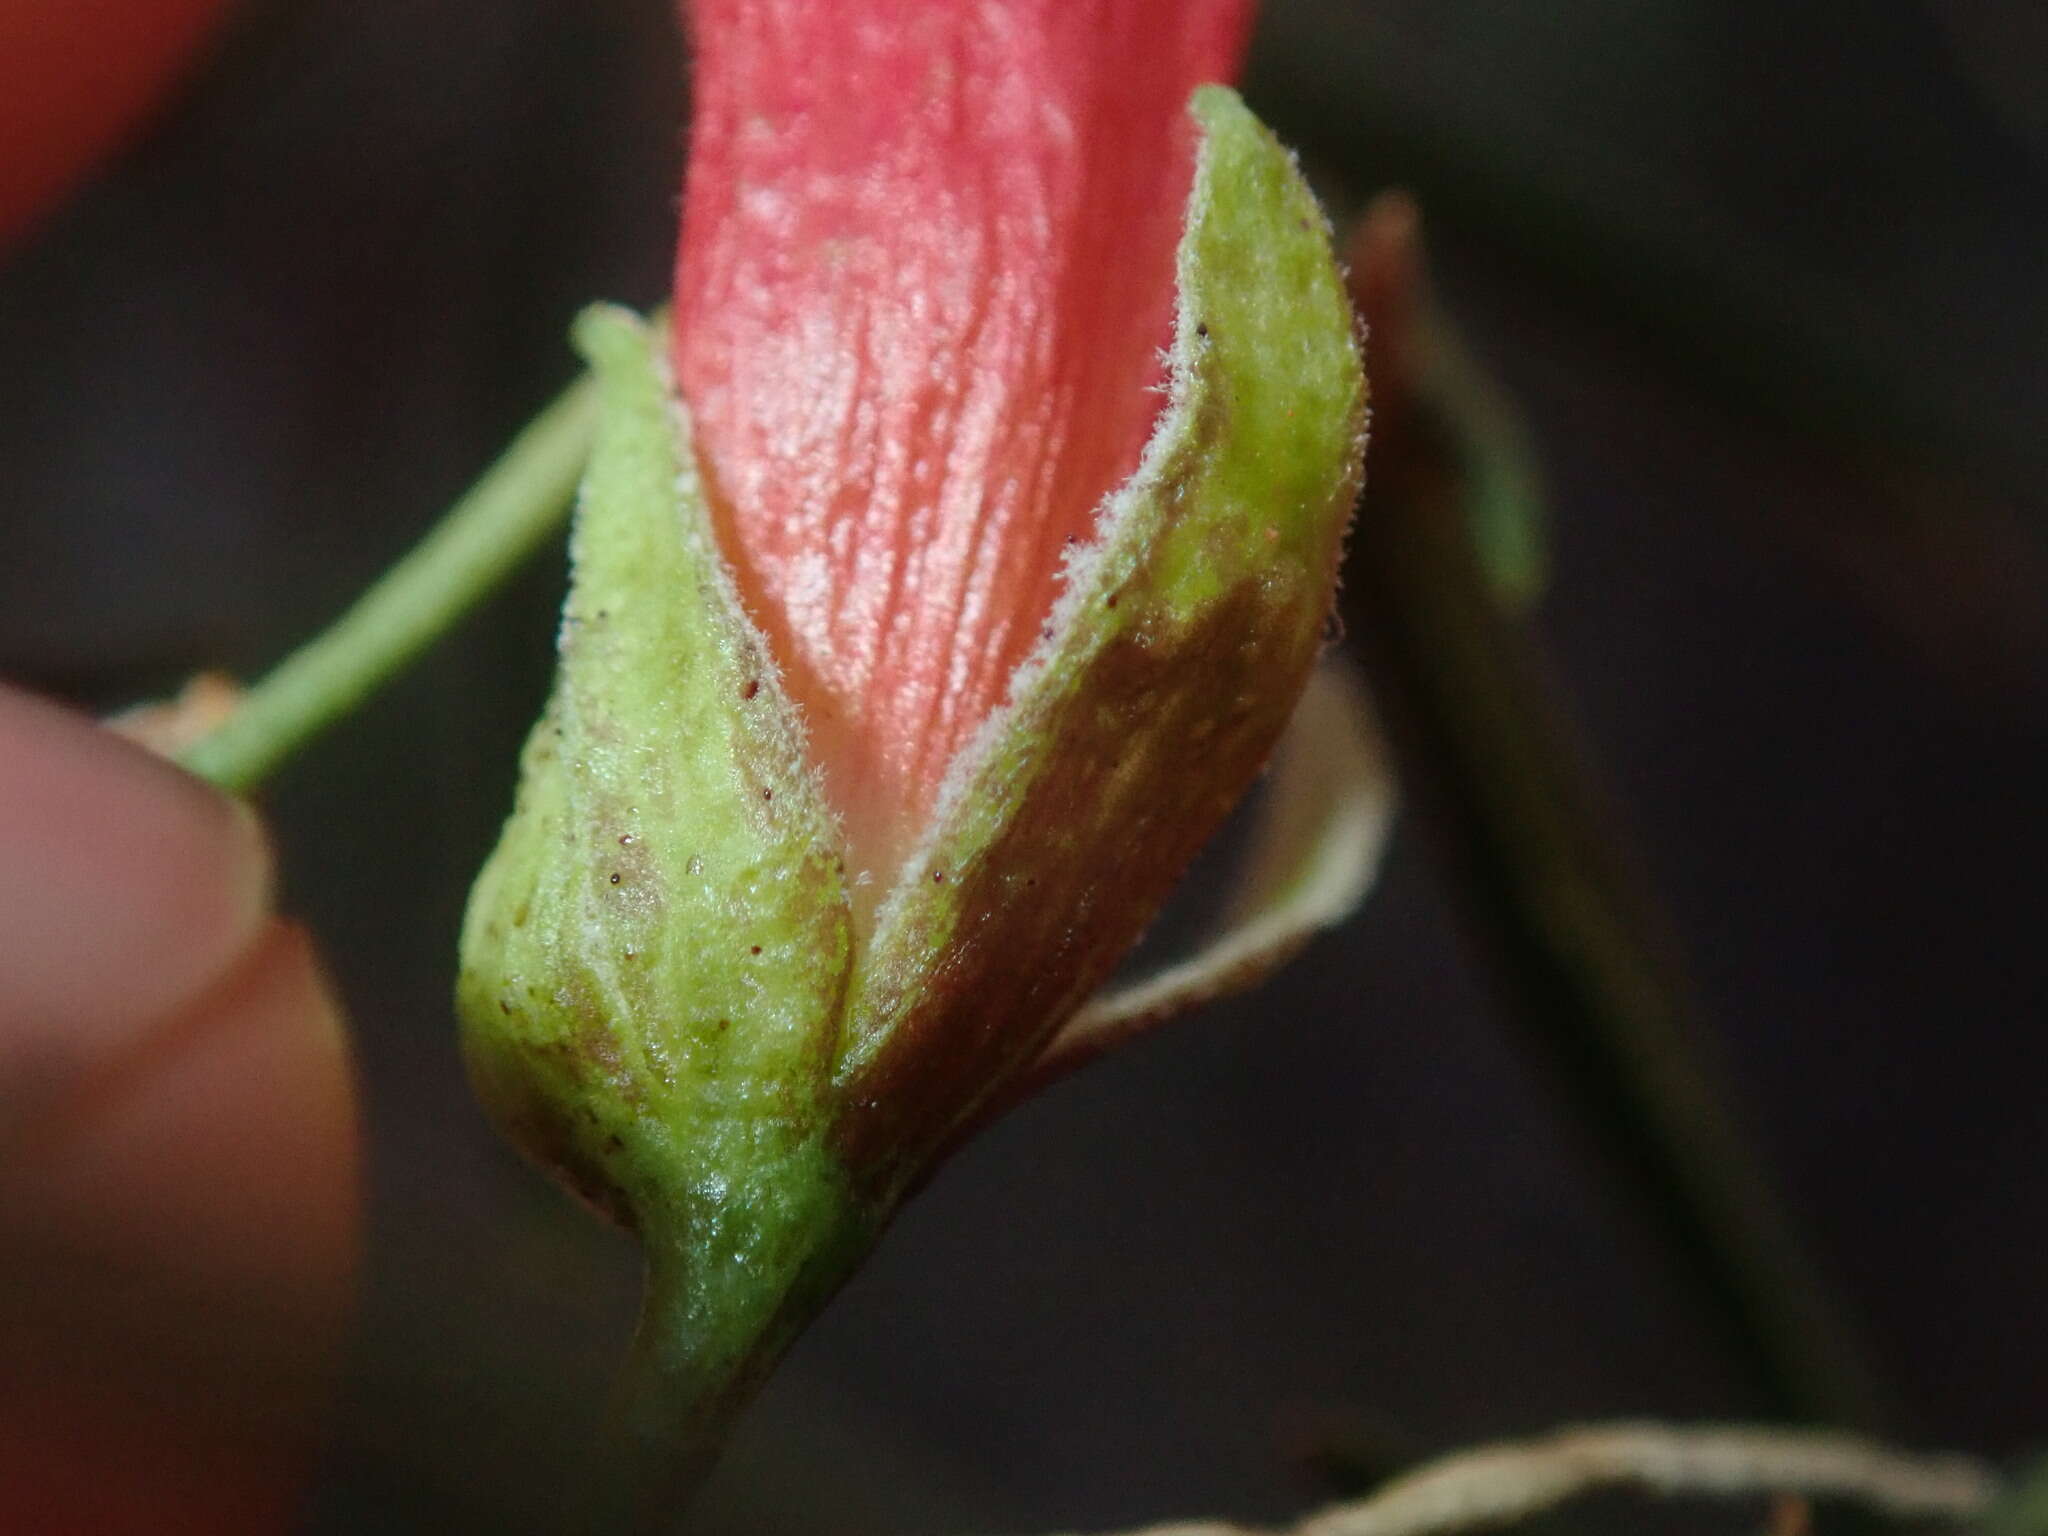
<box><xmin>1</xmin><ymin>1</ymin><xmax>2042</xmax><ymax>1531</ymax></box>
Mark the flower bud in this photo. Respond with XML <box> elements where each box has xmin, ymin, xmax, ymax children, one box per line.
<box><xmin>458</xmin><ymin>77</ymin><xmax>1362</xmax><ymax>1457</ymax></box>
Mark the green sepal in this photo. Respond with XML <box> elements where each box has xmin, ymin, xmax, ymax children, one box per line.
<box><xmin>831</xmin><ymin>85</ymin><xmax>1367</xmax><ymax>1184</ymax></box>
<box><xmin>456</xmin><ymin>306</ymin><xmax>862</xmax><ymax>1387</ymax></box>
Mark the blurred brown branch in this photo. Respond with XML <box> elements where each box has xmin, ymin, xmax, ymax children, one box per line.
<box><xmin>1048</xmin><ymin>1422</ymin><xmax>1999</xmax><ymax>1536</ymax></box>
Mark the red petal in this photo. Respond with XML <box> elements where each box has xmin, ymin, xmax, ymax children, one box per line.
<box><xmin>673</xmin><ymin>0</ymin><xmax>1253</xmax><ymax>880</ymax></box>
<box><xmin>0</xmin><ymin>0</ymin><xmax>232</xmax><ymax>248</ymax></box>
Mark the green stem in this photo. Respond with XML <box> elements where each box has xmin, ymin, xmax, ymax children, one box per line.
<box><xmin>1431</xmin><ymin>321</ymin><xmax>1548</xmax><ymax>611</ymax></box>
<box><xmin>582</xmin><ymin>1203</ymin><xmax>878</xmax><ymax>1535</ymax></box>
<box><xmin>177</xmin><ymin>372</ymin><xmax>599</xmax><ymax>793</ymax></box>
<box><xmin>590</xmin><ymin>1277</ymin><xmax>753</xmax><ymax>1534</ymax></box>
<box><xmin>1347</xmin><ymin>355</ymin><xmax>1888</xmax><ymax>1429</ymax></box>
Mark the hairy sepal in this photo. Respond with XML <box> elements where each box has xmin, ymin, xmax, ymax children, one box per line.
<box><xmin>456</xmin><ymin>307</ymin><xmax>860</xmax><ymax>1376</ymax></box>
<box><xmin>833</xmin><ymin>86</ymin><xmax>1367</xmax><ymax>1184</ymax></box>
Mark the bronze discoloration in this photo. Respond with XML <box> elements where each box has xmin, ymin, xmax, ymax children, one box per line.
<box><xmin>835</xmin><ymin>581</ymin><xmax>1316</xmax><ymax>1183</ymax></box>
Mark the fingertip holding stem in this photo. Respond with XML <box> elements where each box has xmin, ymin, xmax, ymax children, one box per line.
<box><xmin>0</xmin><ymin>685</ymin><xmax>276</xmax><ymax>1135</ymax></box>
<box><xmin>0</xmin><ymin>685</ymin><xmax>362</xmax><ymax>1532</ymax></box>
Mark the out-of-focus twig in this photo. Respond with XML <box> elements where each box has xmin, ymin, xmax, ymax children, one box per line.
<box><xmin>1340</xmin><ymin>194</ymin><xmax>1886</xmax><ymax>1427</ymax></box>
<box><xmin>1979</xmin><ymin>1455</ymin><xmax>2048</xmax><ymax>1536</ymax></box>
<box><xmin>1044</xmin><ymin>1422</ymin><xmax>2000</xmax><ymax>1536</ymax></box>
